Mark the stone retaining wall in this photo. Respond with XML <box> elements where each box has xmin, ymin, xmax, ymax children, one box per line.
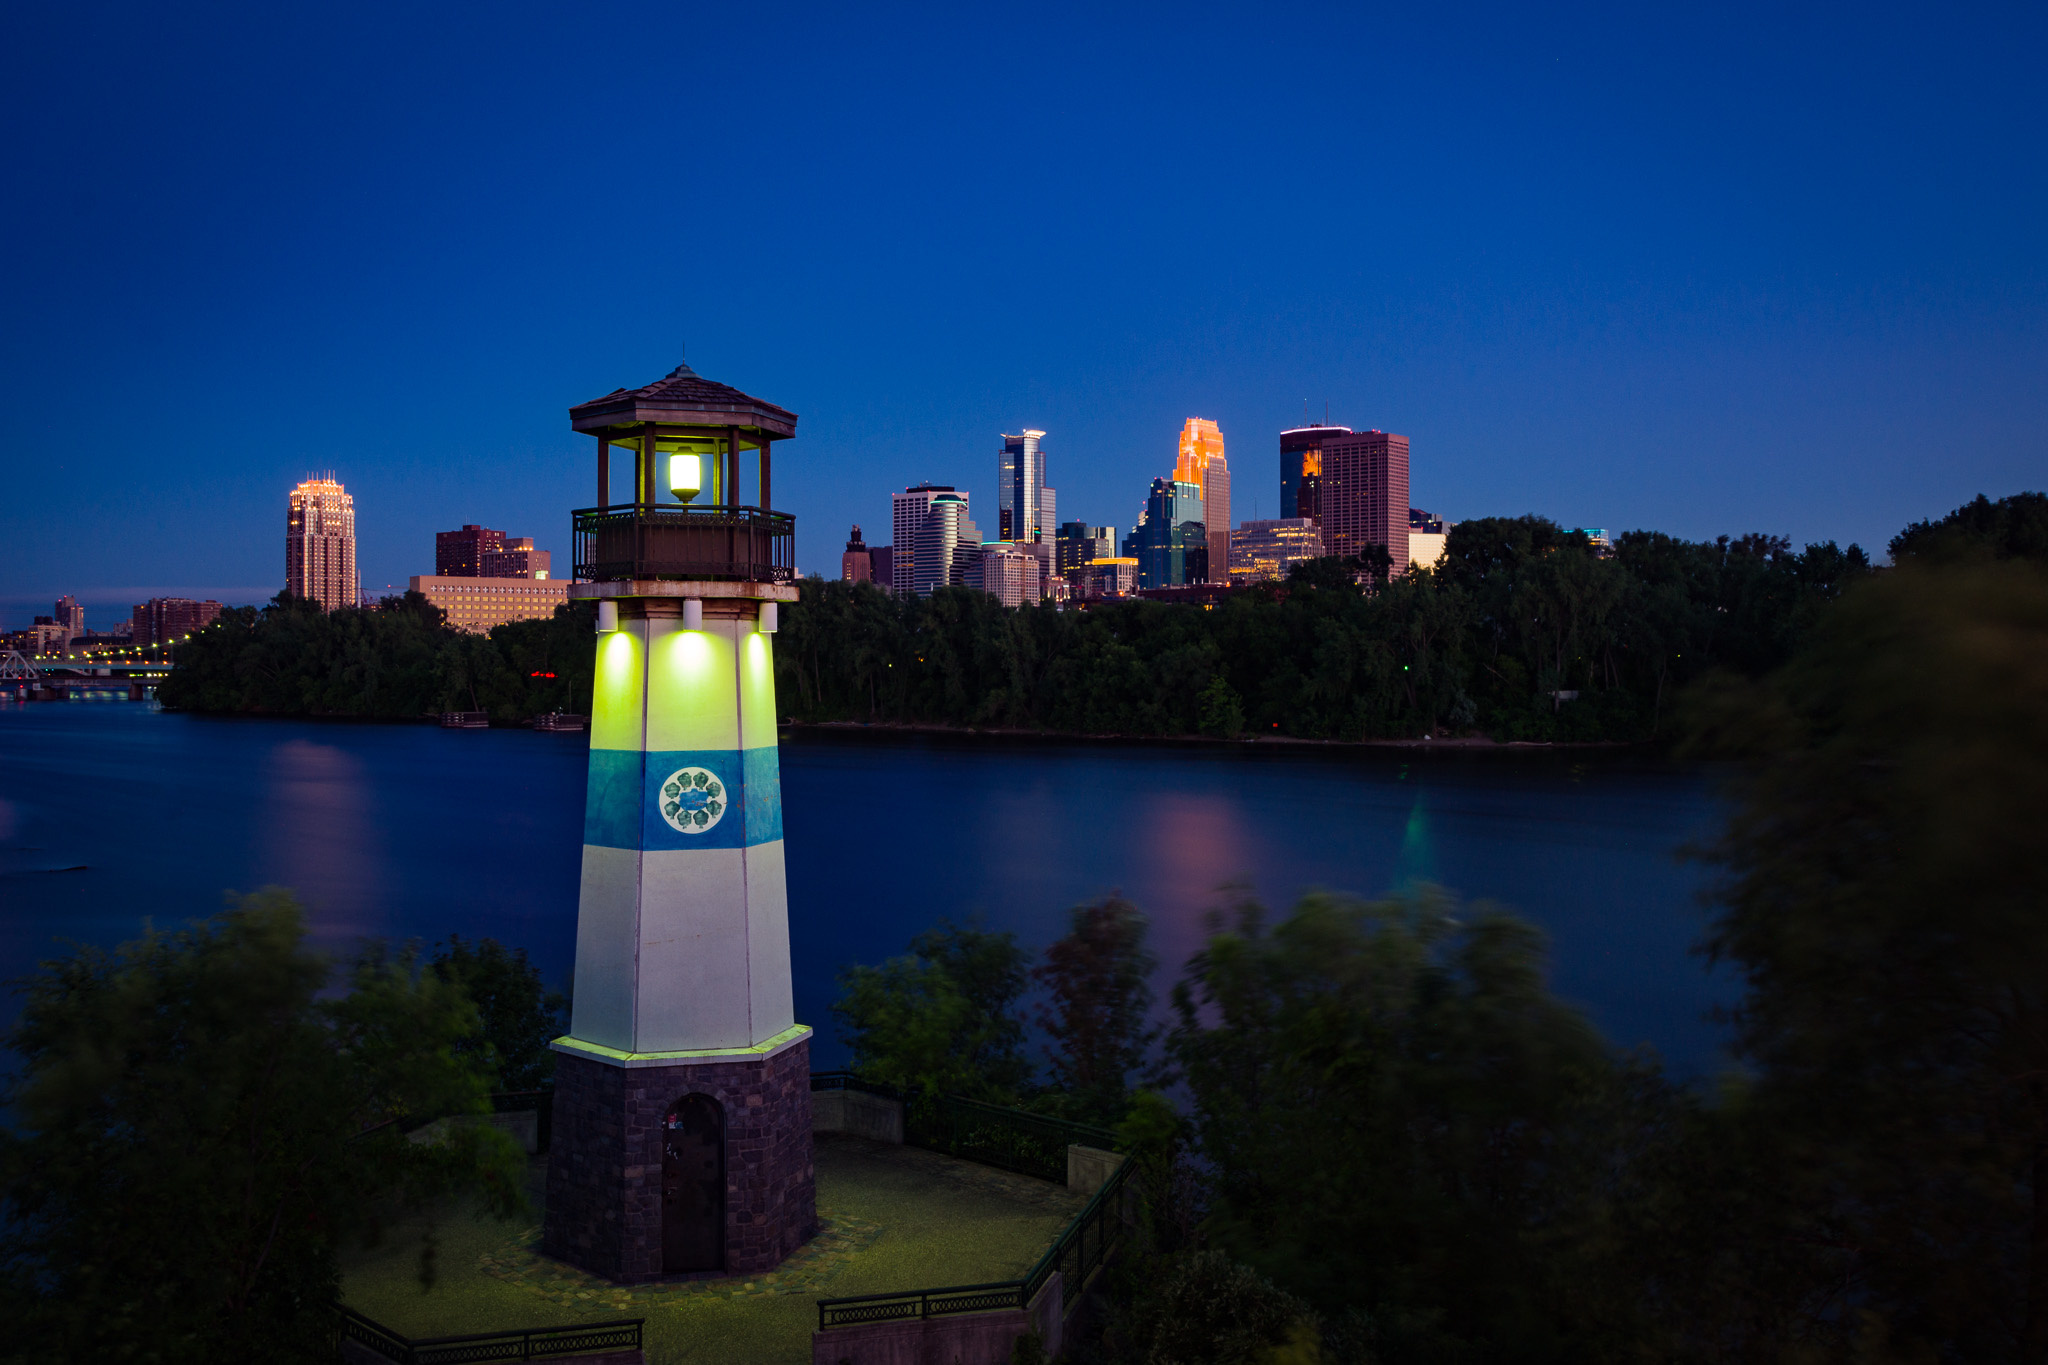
<box><xmin>811</xmin><ymin>1088</ymin><xmax>904</xmax><ymax>1144</ymax></box>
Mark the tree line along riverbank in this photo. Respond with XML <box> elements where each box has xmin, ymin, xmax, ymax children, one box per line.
<box><xmin>158</xmin><ymin>493</ymin><xmax>2045</xmax><ymax>740</ymax></box>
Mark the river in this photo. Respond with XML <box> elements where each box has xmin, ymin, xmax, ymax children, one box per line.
<box><xmin>0</xmin><ymin>702</ymin><xmax>1734</xmax><ymax>1074</ymax></box>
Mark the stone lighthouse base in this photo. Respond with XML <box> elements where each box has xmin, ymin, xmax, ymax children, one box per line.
<box><xmin>543</xmin><ymin>1028</ymin><xmax>816</xmax><ymax>1283</ymax></box>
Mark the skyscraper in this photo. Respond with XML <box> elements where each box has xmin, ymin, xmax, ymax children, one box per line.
<box><xmin>286</xmin><ymin>476</ymin><xmax>358</xmax><ymax>610</ymax></box>
<box><xmin>1322</xmin><ymin>431</ymin><xmax>1410</xmax><ymax>571</ymax></box>
<box><xmin>1055</xmin><ymin>522</ymin><xmax>1118</xmax><ymax>579</ymax></box>
<box><xmin>891</xmin><ymin>483</ymin><xmax>952</xmax><ymax>594</ymax></box>
<box><xmin>1129</xmin><ymin>478</ymin><xmax>1205</xmax><ymax>589</ymax></box>
<box><xmin>53</xmin><ymin>595</ymin><xmax>82</xmax><ymax>645</ymax></box>
<box><xmin>437</xmin><ymin>525</ymin><xmax>550</xmax><ymax>579</ymax></box>
<box><xmin>910</xmin><ymin>491</ymin><xmax>979</xmax><ymax>595</ymax></box>
<box><xmin>131</xmin><ymin>597</ymin><xmax>224</xmax><ymax>646</ymax></box>
<box><xmin>437</xmin><ymin>524</ymin><xmax>504</xmax><ymax>576</ymax></box>
<box><xmin>1279</xmin><ymin>424</ymin><xmax>1352</xmax><ymax>525</ymax></box>
<box><xmin>841</xmin><ymin>525</ymin><xmax>873</xmax><ymax>584</ymax></box>
<box><xmin>1175</xmin><ymin>419</ymin><xmax>1230</xmax><ymax>583</ymax></box>
<box><xmin>998</xmin><ymin>430</ymin><xmax>1051</xmax><ymax>543</ymax></box>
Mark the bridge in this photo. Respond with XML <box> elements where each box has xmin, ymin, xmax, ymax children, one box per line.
<box><xmin>0</xmin><ymin>650</ymin><xmax>170</xmax><ymax>702</ymax></box>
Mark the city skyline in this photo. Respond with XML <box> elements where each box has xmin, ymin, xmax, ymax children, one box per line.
<box><xmin>3</xmin><ymin>5</ymin><xmax>2043</xmax><ymax>618</ymax></box>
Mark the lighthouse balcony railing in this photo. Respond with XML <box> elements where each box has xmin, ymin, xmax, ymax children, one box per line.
<box><xmin>571</xmin><ymin>504</ymin><xmax>795</xmax><ymax>584</ymax></box>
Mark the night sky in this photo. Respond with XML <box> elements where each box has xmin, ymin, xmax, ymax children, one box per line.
<box><xmin>3</xmin><ymin>3</ymin><xmax>2042</xmax><ymax>627</ymax></box>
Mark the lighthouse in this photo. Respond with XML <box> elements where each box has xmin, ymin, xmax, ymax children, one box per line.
<box><xmin>543</xmin><ymin>359</ymin><xmax>814</xmax><ymax>1282</ymax></box>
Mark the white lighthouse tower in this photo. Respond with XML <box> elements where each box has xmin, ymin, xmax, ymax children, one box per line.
<box><xmin>543</xmin><ymin>359</ymin><xmax>814</xmax><ymax>1282</ymax></box>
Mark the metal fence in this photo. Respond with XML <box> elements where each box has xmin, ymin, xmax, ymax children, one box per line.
<box><xmin>808</xmin><ymin>1073</ymin><xmax>1119</xmax><ymax>1183</ymax></box>
<box><xmin>908</xmin><ymin>1093</ymin><xmax>1119</xmax><ymax>1184</ymax></box>
<box><xmin>336</xmin><ymin>1305</ymin><xmax>643</xmax><ymax>1365</ymax></box>
<box><xmin>1028</xmin><ymin>1156</ymin><xmax>1137</xmax><ymax>1311</ymax></box>
<box><xmin>572</xmin><ymin>504</ymin><xmax>795</xmax><ymax>583</ymax></box>
<box><xmin>807</xmin><ymin>1069</ymin><xmax>902</xmax><ymax>1099</ymax></box>
<box><xmin>815</xmin><ymin>1152</ymin><xmax>1137</xmax><ymax>1331</ymax></box>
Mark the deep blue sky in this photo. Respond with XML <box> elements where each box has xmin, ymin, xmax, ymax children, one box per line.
<box><xmin>3</xmin><ymin>2</ymin><xmax>2043</xmax><ymax>627</ymax></box>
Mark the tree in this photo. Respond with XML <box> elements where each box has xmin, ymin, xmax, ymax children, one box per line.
<box><xmin>157</xmin><ymin>595</ymin><xmax>596</xmax><ymax>722</ymax></box>
<box><xmin>1197</xmin><ymin>674</ymin><xmax>1246</xmax><ymax>738</ymax></box>
<box><xmin>1110</xmin><ymin>1252</ymin><xmax>1321</xmax><ymax>1365</ymax></box>
<box><xmin>429</xmin><ymin>936</ymin><xmax>567</xmax><ymax>1091</ymax></box>
<box><xmin>833</xmin><ymin>918</ymin><xmax>1032</xmax><ymax>1099</ymax></box>
<box><xmin>1167</xmin><ymin>887</ymin><xmax>1660</xmax><ymax>1362</ymax></box>
<box><xmin>1688</xmin><ymin>559</ymin><xmax>2048</xmax><ymax>1360</ymax></box>
<box><xmin>1889</xmin><ymin>490</ymin><xmax>2048</xmax><ymax>566</ymax></box>
<box><xmin>1032</xmin><ymin>895</ymin><xmax>1156</xmax><ymax>1124</ymax></box>
<box><xmin>0</xmin><ymin>890</ymin><xmax>524</xmax><ymax>1364</ymax></box>
<box><xmin>1285</xmin><ymin>556</ymin><xmax>1366</xmax><ymax>593</ymax></box>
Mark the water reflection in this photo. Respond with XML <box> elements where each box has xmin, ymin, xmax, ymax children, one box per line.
<box><xmin>1133</xmin><ymin>791</ymin><xmax>1260</xmax><ymax>974</ymax></box>
<box><xmin>1398</xmin><ymin>794</ymin><xmax>1436</xmax><ymax>887</ymax></box>
<box><xmin>262</xmin><ymin>739</ymin><xmax>383</xmax><ymax>940</ymax></box>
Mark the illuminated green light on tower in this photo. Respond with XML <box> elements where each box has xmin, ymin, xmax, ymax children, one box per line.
<box><xmin>669</xmin><ymin>453</ymin><xmax>701</xmax><ymax>502</ymax></box>
<box><xmin>596</xmin><ymin>629</ymin><xmax>638</xmax><ymax>703</ymax></box>
<box><xmin>664</xmin><ymin>628</ymin><xmax>716</xmax><ymax>683</ymax></box>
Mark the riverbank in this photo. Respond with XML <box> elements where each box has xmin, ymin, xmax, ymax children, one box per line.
<box><xmin>792</xmin><ymin>719</ymin><xmax>1642</xmax><ymax>751</ymax></box>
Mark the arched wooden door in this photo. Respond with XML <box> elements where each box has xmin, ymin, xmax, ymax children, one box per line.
<box><xmin>662</xmin><ymin>1093</ymin><xmax>725</xmax><ymax>1273</ymax></box>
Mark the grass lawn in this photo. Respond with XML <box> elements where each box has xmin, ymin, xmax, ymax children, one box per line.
<box><xmin>341</xmin><ymin>1132</ymin><xmax>1088</xmax><ymax>1365</ymax></box>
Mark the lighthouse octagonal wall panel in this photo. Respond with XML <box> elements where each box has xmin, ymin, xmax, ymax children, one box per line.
<box><xmin>573</xmin><ymin>607</ymin><xmax>793</xmax><ymax>1055</ymax></box>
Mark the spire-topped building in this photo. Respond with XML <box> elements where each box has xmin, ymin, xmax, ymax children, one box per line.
<box><xmin>286</xmin><ymin>475</ymin><xmax>358</xmax><ymax>610</ymax></box>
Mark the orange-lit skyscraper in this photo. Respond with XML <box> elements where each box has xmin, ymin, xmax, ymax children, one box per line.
<box><xmin>1174</xmin><ymin>418</ymin><xmax>1230</xmax><ymax>583</ymax></box>
<box><xmin>286</xmin><ymin>475</ymin><xmax>358</xmax><ymax>610</ymax></box>
<box><xmin>1279</xmin><ymin>424</ymin><xmax>1351</xmax><ymax>525</ymax></box>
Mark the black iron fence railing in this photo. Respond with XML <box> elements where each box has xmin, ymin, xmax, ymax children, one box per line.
<box><xmin>908</xmin><ymin>1094</ymin><xmax>1120</xmax><ymax>1185</ymax></box>
<box><xmin>813</xmin><ymin>1280</ymin><xmax>1030</xmax><ymax>1329</ymax></box>
<box><xmin>815</xmin><ymin>1155</ymin><xmax>1137</xmax><ymax>1331</ymax></box>
<box><xmin>336</xmin><ymin>1305</ymin><xmax>643</xmax><ymax>1365</ymax></box>
<box><xmin>1027</xmin><ymin>1155</ymin><xmax>1136</xmax><ymax>1311</ymax></box>
<box><xmin>807</xmin><ymin>1069</ymin><xmax>904</xmax><ymax>1098</ymax></box>
<box><xmin>348</xmin><ymin>1091</ymin><xmax>553</xmax><ymax>1152</ymax></box>
<box><xmin>572</xmin><ymin>504</ymin><xmax>794</xmax><ymax>583</ymax></box>
<box><xmin>807</xmin><ymin>1072</ymin><xmax>1119</xmax><ymax>1184</ymax></box>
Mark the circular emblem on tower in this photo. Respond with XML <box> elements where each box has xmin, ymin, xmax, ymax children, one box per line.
<box><xmin>657</xmin><ymin>766</ymin><xmax>727</xmax><ymax>834</ymax></box>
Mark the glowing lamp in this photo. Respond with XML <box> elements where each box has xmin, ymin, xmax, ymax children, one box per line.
<box><xmin>669</xmin><ymin>453</ymin><xmax>701</xmax><ymax>503</ymax></box>
<box><xmin>682</xmin><ymin>598</ymin><xmax>703</xmax><ymax>630</ymax></box>
<box><xmin>757</xmin><ymin>602</ymin><xmax>778</xmax><ymax>633</ymax></box>
<box><xmin>596</xmin><ymin>600</ymin><xmax>618</xmax><ymax>633</ymax></box>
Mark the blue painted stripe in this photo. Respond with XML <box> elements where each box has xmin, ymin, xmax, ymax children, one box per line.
<box><xmin>583</xmin><ymin>747</ymin><xmax>783</xmax><ymax>852</ymax></box>
<box><xmin>743</xmin><ymin>745</ymin><xmax>784</xmax><ymax>843</ymax></box>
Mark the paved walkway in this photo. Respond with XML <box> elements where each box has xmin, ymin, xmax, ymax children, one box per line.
<box><xmin>341</xmin><ymin>1132</ymin><xmax>1087</xmax><ymax>1365</ymax></box>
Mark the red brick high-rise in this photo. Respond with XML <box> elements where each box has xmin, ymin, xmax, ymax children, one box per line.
<box><xmin>131</xmin><ymin>598</ymin><xmax>224</xmax><ymax>646</ymax></box>
<box><xmin>437</xmin><ymin>525</ymin><xmax>505</xmax><ymax>577</ymax></box>
<box><xmin>1321</xmin><ymin>430</ymin><xmax>1409</xmax><ymax>573</ymax></box>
